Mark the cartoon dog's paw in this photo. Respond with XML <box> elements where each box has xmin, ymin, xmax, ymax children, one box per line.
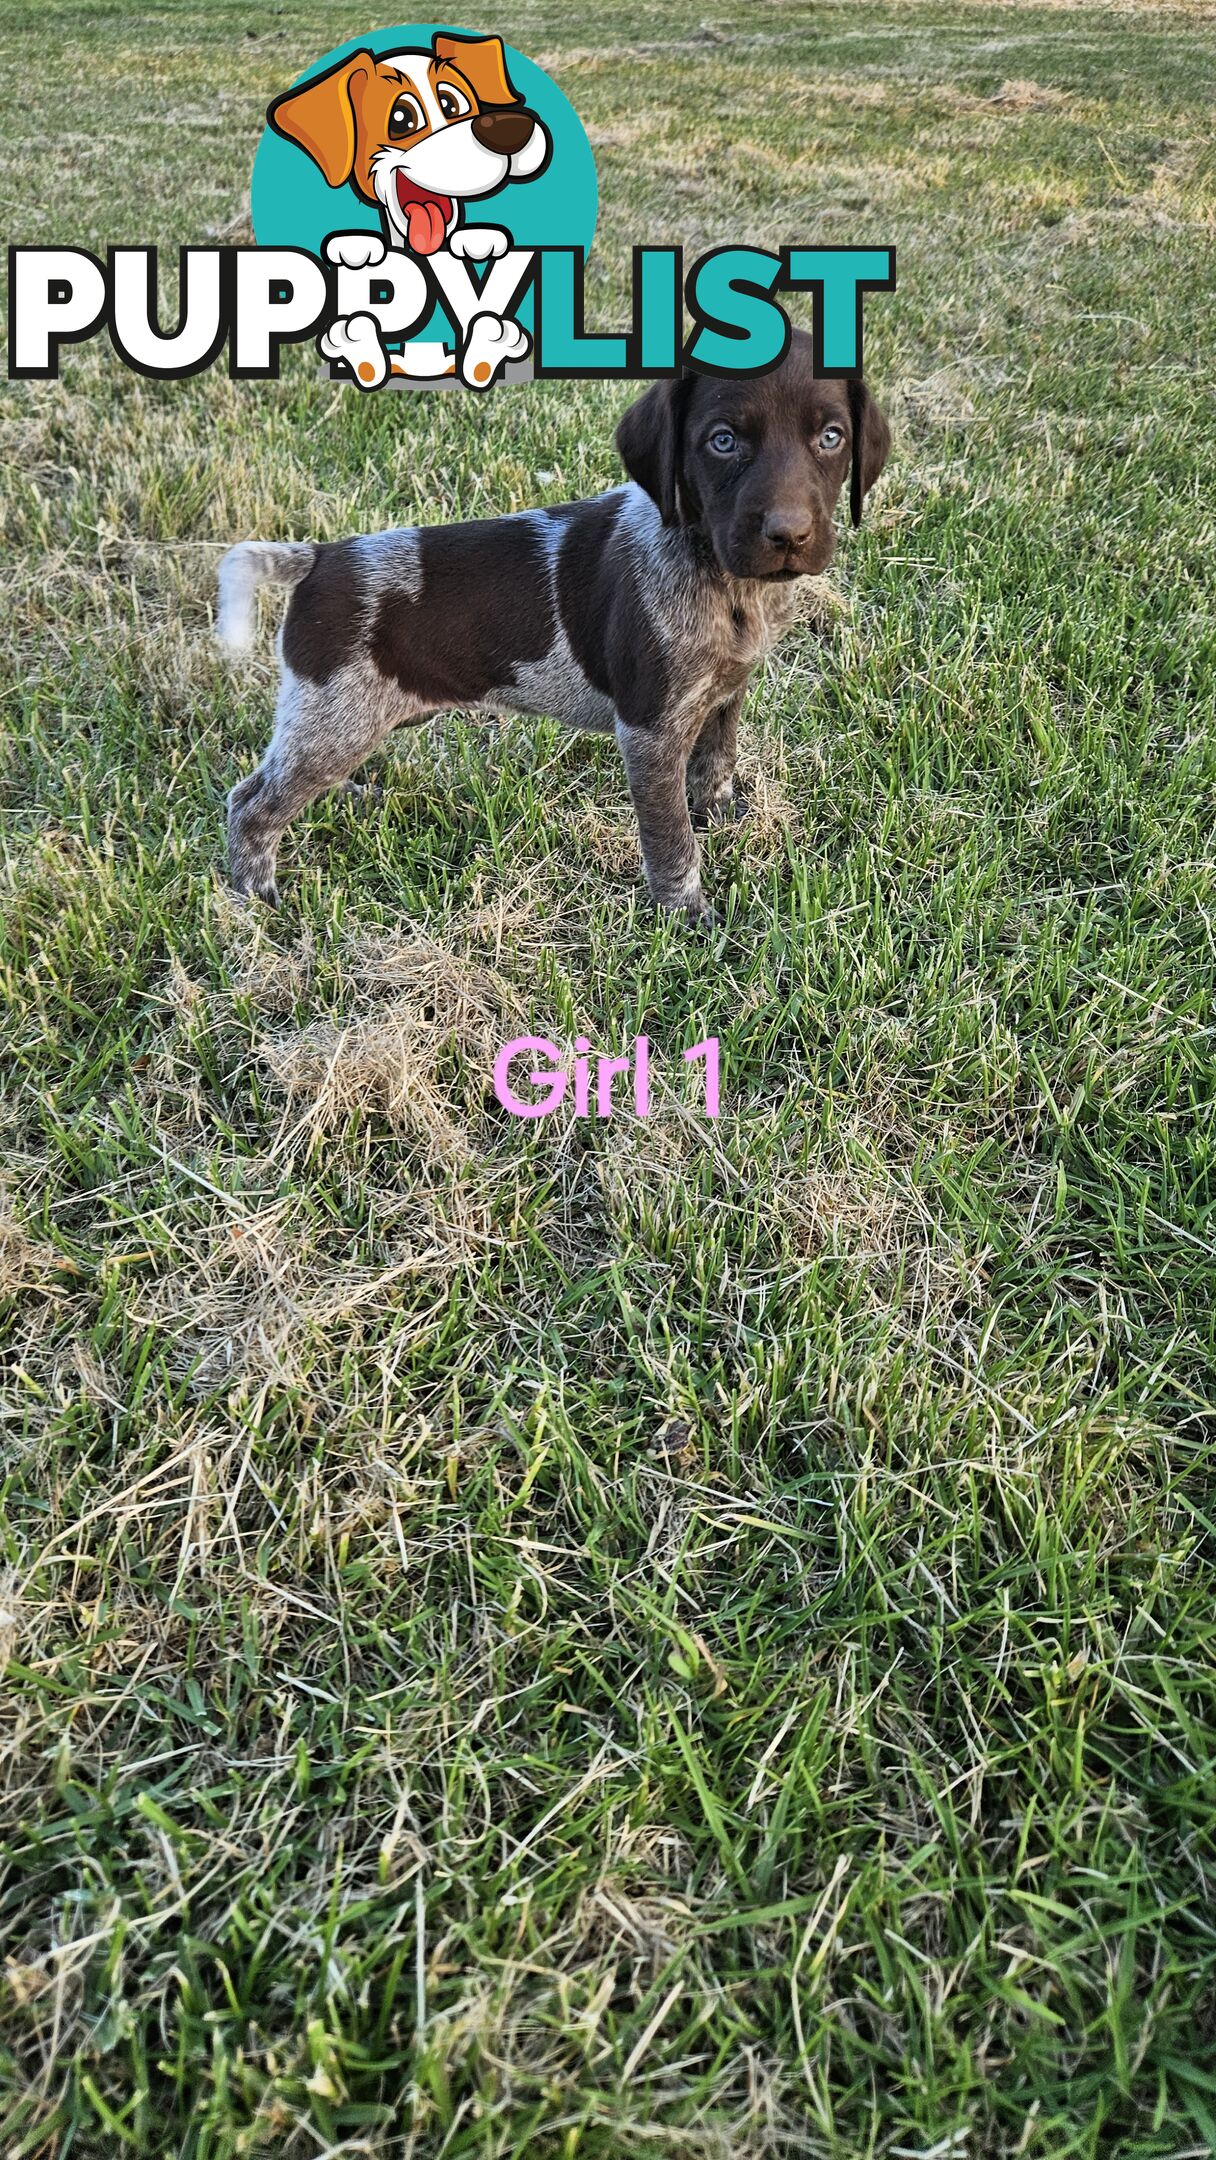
<box><xmin>320</xmin><ymin>312</ymin><xmax>389</xmax><ymax>389</ymax></box>
<box><xmin>324</xmin><ymin>231</ymin><xmax>387</xmax><ymax>271</ymax></box>
<box><xmin>447</xmin><ymin>226</ymin><xmax>511</xmax><ymax>263</ymax></box>
<box><xmin>459</xmin><ymin>311</ymin><xmax>530</xmax><ymax>389</ymax></box>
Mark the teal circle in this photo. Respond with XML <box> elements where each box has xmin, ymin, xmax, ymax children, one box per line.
<box><xmin>251</xmin><ymin>23</ymin><xmax>597</xmax><ymax>343</ymax></box>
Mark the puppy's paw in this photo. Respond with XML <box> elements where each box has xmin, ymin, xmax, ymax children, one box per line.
<box><xmin>231</xmin><ymin>871</ymin><xmax>281</xmax><ymax>908</ymax></box>
<box><xmin>654</xmin><ymin>885</ymin><xmax>719</xmax><ymax>933</ymax></box>
<box><xmin>447</xmin><ymin>226</ymin><xmax>510</xmax><ymax>262</ymax></box>
<box><xmin>324</xmin><ymin>231</ymin><xmax>387</xmax><ymax>271</ymax></box>
<box><xmin>693</xmin><ymin>780</ymin><xmax>750</xmax><ymax>830</ymax></box>
<box><xmin>459</xmin><ymin>311</ymin><xmax>530</xmax><ymax>389</ymax></box>
<box><xmin>684</xmin><ymin>894</ymin><xmax>721</xmax><ymax>934</ymax></box>
<box><xmin>320</xmin><ymin>312</ymin><xmax>389</xmax><ymax>389</ymax></box>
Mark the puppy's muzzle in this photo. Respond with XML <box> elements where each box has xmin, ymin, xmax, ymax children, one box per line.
<box><xmin>762</xmin><ymin>511</ymin><xmax>814</xmax><ymax>555</ymax></box>
<box><xmin>732</xmin><ymin>511</ymin><xmax>835</xmax><ymax>581</ymax></box>
<box><xmin>471</xmin><ymin>108</ymin><xmax>538</xmax><ymax>155</ymax></box>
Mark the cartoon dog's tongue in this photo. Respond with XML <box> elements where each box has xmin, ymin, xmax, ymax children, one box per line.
<box><xmin>395</xmin><ymin>173</ymin><xmax>453</xmax><ymax>255</ymax></box>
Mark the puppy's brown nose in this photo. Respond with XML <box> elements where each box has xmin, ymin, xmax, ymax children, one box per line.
<box><xmin>471</xmin><ymin>108</ymin><xmax>535</xmax><ymax>155</ymax></box>
<box><xmin>762</xmin><ymin>511</ymin><xmax>814</xmax><ymax>552</ymax></box>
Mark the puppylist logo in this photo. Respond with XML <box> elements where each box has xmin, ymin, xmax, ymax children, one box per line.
<box><xmin>7</xmin><ymin>23</ymin><xmax>895</xmax><ymax>393</ymax></box>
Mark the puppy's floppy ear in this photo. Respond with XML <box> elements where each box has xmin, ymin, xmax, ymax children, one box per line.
<box><xmin>268</xmin><ymin>50</ymin><xmax>373</xmax><ymax>187</ymax></box>
<box><xmin>616</xmin><ymin>378</ymin><xmax>696</xmax><ymax>528</ymax></box>
<box><xmin>848</xmin><ymin>379</ymin><xmax>891</xmax><ymax>529</ymax></box>
<box><xmin>433</xmin><ymin>32</ymin><xmax>521</xmax><ymax>106</ymax></box>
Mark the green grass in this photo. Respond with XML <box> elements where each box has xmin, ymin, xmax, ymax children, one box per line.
<box><xmin>4</xmin><ymin>0</ymin><xmax>1216</xmax><ymax>2152</ymax></box>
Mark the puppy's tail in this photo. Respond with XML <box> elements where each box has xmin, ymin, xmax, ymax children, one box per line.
<box><xmin>216</xmin><ymin>540</ymin><xmax>317</xmax><ymax>655</ymax></box>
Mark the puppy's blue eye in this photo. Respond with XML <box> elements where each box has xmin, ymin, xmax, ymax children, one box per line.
<box><xmin>819</xmin><ymin>425</ymin><xmax>845</xmax><ymax>450</ymax></box>
<box><xmin>708</xmin><ymin>427</ymin><xmax>738</xmax><ymax>456</ymax></box>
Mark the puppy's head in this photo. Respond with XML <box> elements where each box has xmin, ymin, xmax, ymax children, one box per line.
<box><xmin>269</xmin><ymin>35</ymin><xmax>550</xmax><ymax>255</ymax></box>
<box><xmin>616</xmin><ymin>329</ymin><xmax>891</xmax><ymax>581</ymax></box>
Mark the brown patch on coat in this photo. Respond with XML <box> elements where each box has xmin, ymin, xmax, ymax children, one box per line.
<box><xmin>280</xmin><ymin>540</ymin><xmax>365</xmax><ymax>686</ymax></box>
<box><xmin>555</xmin><ymin>492</ymin><xmax>670</xmax><ymax>726</ymax></box>
<box><xmin>369</xmin><ymin>516</ymin><xmax>555</xmax><ymax>707</ymax></box>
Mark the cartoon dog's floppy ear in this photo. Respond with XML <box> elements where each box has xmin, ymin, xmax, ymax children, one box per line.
<box><xmin>433</xmin><ymin>31</ymin><xmax>522</xmax><ymax>107</ymax></box>
<box><xmin>616</xmin><ymin>377</ymin><xmax>697</xmax><ymax>529</ymax></box>
<box><xmin>848</xmin><ymin>379</ymin><xmax>891</xmax><ymax>529</ymax></box>
<box><xmin>268</xmin><ymin>50</ymin><xmax>374</xmax><ymax>187</ymax></box>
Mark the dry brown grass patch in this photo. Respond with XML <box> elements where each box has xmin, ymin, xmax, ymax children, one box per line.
<box><xmin>128</xmin><ymin>1179</ymin><xmax>492</xmax><ymax>1392</ymax></box>
<box><xmin>0</xmin><ymin>1207</ymin><xmax>68</xmax><ymax>1298</ymax></box>
<box><xmin>988</xmin><ymin>77</ymin><xmax>1071</xmax><ymax>110</ymax></box>
<box><xmin>0</xmin><ymin>1570</ymin><xmax>21</xmax><ymax>1677</ymax></box>
<box><xmin>259</xmin><ymin>929</ymin><xmax>527</xmax><ymax>1167</ymax></box>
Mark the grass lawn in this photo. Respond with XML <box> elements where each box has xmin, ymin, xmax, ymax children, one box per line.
<box><xmin>4</xmin><ymin>0</ymin><xmax>1216</xmax><ymax>2152</ymax></box>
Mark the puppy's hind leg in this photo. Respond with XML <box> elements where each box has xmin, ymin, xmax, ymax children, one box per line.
<box><xmin>228</xmin><ymin>667</ymin><xmax>398</xmax><ymax>904</ymax></box>
<box><xmin>227</xmin><ymin>765</ymin><xmax>282</xmax><ymax>904</ymax></box>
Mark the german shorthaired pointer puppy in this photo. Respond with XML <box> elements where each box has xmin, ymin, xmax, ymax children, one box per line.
<box><xmin>218</xmin><ymin>327</ymin><xmax>890</xmax><ymax>923</ymax></box>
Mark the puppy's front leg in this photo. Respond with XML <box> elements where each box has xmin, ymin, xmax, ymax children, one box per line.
<box><xmin>615</xmin><ymin>717</ymin><xmax>712</xmax><ymax>927</ymax></box>
<box><xmin>688</xmin><ymin>692</ymin><xmax>745</xmax><ymax>827</ymax></box>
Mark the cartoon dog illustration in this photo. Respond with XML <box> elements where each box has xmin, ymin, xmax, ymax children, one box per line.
<box><xmin>269</xmin><ymin>32</ymin><xmax>549</xmax><ymax>390</ymax></box>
